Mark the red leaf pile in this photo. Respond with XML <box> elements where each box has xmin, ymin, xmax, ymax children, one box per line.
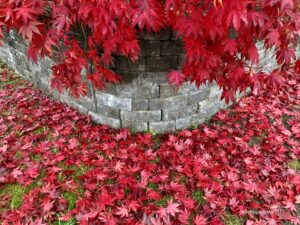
<box><xmin>0</xmin><ymin>64</ymin><xmax>299</xmax><ymax>224</ymax></box>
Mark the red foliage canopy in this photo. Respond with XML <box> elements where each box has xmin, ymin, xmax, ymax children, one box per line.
<box><xmin>0</xmin><ymin>0</ymin><xmax>299</xmax><ymax>101</ymax></box>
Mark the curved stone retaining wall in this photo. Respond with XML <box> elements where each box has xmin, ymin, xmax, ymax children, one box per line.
<box><xmin>0</xmin><ymin>30</ymin><xmax>294</xmax><ymax>133</ymax></box>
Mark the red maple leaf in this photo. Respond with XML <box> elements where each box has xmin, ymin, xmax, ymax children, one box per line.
<box><xmin>15</xmin><ymin>6</ymin><xmax>38</xmax><ymax>24</ymax></box>
<box><xmin>115</xmin><ymin>205</ymin><xmax>129</xmax><ymax>218</ymax></box>
<box><xmin>166</xmin><ymin>200</ymin><xmax>180</xmax><ymax>217</ymax></box>
<box><xmin>194</xmin><ymin>215</ymin><xmax>207</xmax><ymax>225</ymax></box>
<box><xmin>167</xmin><ymin>70</ymin><xmax>185</xmax><ymax>86</ymax></box>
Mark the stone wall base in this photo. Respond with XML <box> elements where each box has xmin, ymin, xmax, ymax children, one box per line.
<box><xmin>0</xmin><ymin>31</ymin><xmax>294</xmax><ymax>133</ymax></box>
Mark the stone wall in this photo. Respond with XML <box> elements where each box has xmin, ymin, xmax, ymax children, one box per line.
<box><xmin>0</xmin><ymin>30</ymin><xmax>292</xmax><ymax>133</ymax></box>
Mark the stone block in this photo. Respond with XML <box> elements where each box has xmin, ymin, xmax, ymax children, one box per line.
<box><xmin>43</xmin><ymin>57</ymin><xmax>54</xmax><ymax>68</ymax></box>
<box><xmin>146</xmin><ymin>56</ymin><xmax>178</xmax><ymax>72</ymax></box>
<box><xmin>71</xmin><ymin>102</ymin><xmax>89</xmax><ymax>115</ymax></box>
<box><xmin>103</xmin><ymin>83</ymin><xmax>117</xmax><ymax>95</ymax></box>
<box><xmin>141</xmin><ymin>72</ymin><xmax>168</xmax><ymax>84</ymax></box>
<box><xmin>17</xmin><ymin>68</ymin><xmax>36</xmax><ymax>83</ymax></box>
<box><xmin>15</xmin><ymin>42</ymin><xmax>27</xmax><ymax>54</ymax></box>
<box><xmin>115</xmin><ymin>56</ymin><xmax>146</xmax><ymax>72</ymax></box>
<box><xmin>149</xmin><ymin>94</ymin><xmax>188</xmax><ymax>110</ymax></box>
<box><xmin>116</xmin><ymin>83</ymin><xmax>159</xmax><ymax>98</ymax></box>
<box><xmin>59</xmin><ymin>92</ymin><xmax>73</xmax><ymax>105</ymax></box>
<box><xmin>162</xmin><ymin>104</ymin><xmax>198</xmax><ymax>120</ymax></box>
<box><xmin>77</xmin><ymin>96</ymin><xmax>97</xmax><ymax>112</ymax></box>
<box><xmin>161</xmin><ymin>40</ymin><xmax>183</xmax><ymax>56</ymax></box>
<box><xmin>176</xmin><ymin>114</ymin><xmax>205</xmax><ymax>130</ymax></box>
<box><xmin>209</xmin><ymin>83</ymin><xmax>222</xmax><ymax>100</ymax></box>
<box><xmin>95</xmin><ymin>92</ymin><xmax>132</xmax><ymax>111</ymax></box>
<box><xmin>97</xmin><ymin>104</ymin><xmax>120</xmax><ymax>119</ymax></box>
<box><xmin>177</xmin><ymin>82</ymin><xmax>199</xmax><ymax>94</ymax></box>
<box><xmin>40</xmin><ymin>77</ymin><xmax>50</xmax><ymax>89</ymax></box>
<box><xmin>50</xmin><ymin>89</ymin><xmax>60</xmax><ymax>101</ymax></box>
<box><xmin>178</xmin><ymin>54</ymin><xmax>185</xmax><ymax>68</ymax></box>
<box><xmin>121</xmin><ymin>110</ymin><xmax>161</xmax><ymax>122</ymax></box>
<box><xmin>85</xmin><ymin>80</ymin><xmax>95</xmax><ymax>98</ymax></box>
<box><xmin>149</xmin><ymin>121</ymin><xmax>176</xmax><ymax>134</ymax></box>
<box><xmin>115</xmin><ymin>70</ymin><xmax>141</xmax><ymax>84</ymax></box>
<box><xmin>0</xmin><ymin>44</ymin><xmax>16</xmax><ymax>64</ymax></box>
<box><xmin>139</xmin><ymin>29</ymin><xmax>172</xmax><ymax>41</ymax></box>
<box><xmin>121</xmin><ymin>120</ymin><xmax>148</xmax><ymax>132</ymax></box>
<box><xmin>198</xmin><ymin>99</ymin><xmax>226</xmax><ymax>119</ymax></box>
<box><xmin>188</xmin><ymin>89</ymin><xmax>210</xmax><ymax>104</ymax></box>
<box><xmin>89</xmin><ymin>111</ymin><xmax>121</xmax><ymax>129</ymax></box>
<box><xmin>140</xmin><ymin>40</ymin><xmax>161</xmax><ymax>56</ymax></box>
<box><xmin>28</xmin><ymin>60</ymin><xmax>42</xmax><ymax>74</ymax></box>
<box><xmin>132</xmin><ymin>99</ymin><xmax>149</xmax><ymax>110</ymax></box>
<box><xmin>159</xmin><ymin>84</ymin><xmax>177</xmax><ymax>98</ymax></box>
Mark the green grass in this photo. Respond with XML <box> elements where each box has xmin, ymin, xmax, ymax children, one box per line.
<box><xmin>4</xmin><ymin>78</ymin><xmax>21</xmax><ymax>86</ymax></box>
<box><xmin>130</xmin><ymin>128</ymin><xmax>136</xmax><ymax>134</ymax></box>
<box><xmin>57</xmin><ymin>163</ymin><xmax>92</xmax><ymax>182</ymax></box>
<box><xmin>153</xmin><ymin>195</ymin><xmax>172</xmax><ymax>208</ymax></box>
<box><xmin>63</xmin><ymin>192</ymin><xmax>78</xmax><ymax>210</ymax></box>
<box><xmin>282</xmin><ymin>114</ymin><xmax>292</xmax><ymax>130</ymax></box>
<box><xmin>147</xmin><ymin>182</ymin><xmax>159</xmax><ymax>190</ymax></box>
<box><xmin>105</xmin><ymin>178</ymin><xmax>117</xmax><ymax>185</ymax></box>
<box><xmin>191</xmin><ymin>123</ymin><xmax>198</xmax><ymax>130</ymax></box>
<box><xmin>15</xmin><ymin>130</ymin><xmax>23</xmax><ymax>137</ymax></box>
<box><xmin>192</xmin><ymin>190</ymin><xmax>206</xmax><ymax>205</ymax></box>
<box><xmin>30</xmin><ymin>153</ymin><xmax>43</xmax><ymax>162</ymax></box>
<box><xmin>124</xmin><ymin>188</ymin><xmax>131</xmax><ymax>196</ymax></box>
<box><xmin>1</xmin><ymin>111</ymin><xmax>10</xmax><ymax>116</ymax></box>
<box><xmin>0</xmin><ymin>184</ymin><xmax>26</xmax><ymax>209</ymax></box>
<box><xmin>179</xmin><ymin>176</ymin><xmax>188</xmax><ymax>185</ymax></box>
<box><xmin>224</xmin><ymin>212</ymin><xmax>245</xmax><ymax>225</ymax></box>
<box><xmin>149</xmin><ymin>156</ymin><xmax>160</xmax><ymax>164</ymax></box>
<box><xmin>147</xmin><ymin>128</ymin><xmax>156</xmax><ymax>135</ymax></box>
<box><xmin>15</xmin><ymin>151</ymin><xmax>23</xmax><ymax>160</ymax></box>
<box><xmin>52</xmin><ymin>217</ymin><xmax>77</xmax><ymax>225</ymax></box>
<box><xmin>33</xmin><ymin>126</ymin><xmax>49</xmax><ymax>135</ymax></box>
<box><xmin>0</xmin><ymin>181</ymin><xmax>41</xmax><ymax>209</ymax></box>
<box><xmin>288</xmin><ymin>160</ymin><xmax>300</xmax><ymax>172</ymax></box>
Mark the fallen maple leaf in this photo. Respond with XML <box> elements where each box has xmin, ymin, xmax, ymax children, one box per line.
<box><xmin>115</xmin><ymin>205</ymin><xmax>129</xmax><ymax>218</ymax></box>
<box><xmin>166</xmin><ymin>200</ymin><xmax>180</xmax><ymax>217</ymax></box>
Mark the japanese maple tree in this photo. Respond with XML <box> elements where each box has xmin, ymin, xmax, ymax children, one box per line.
<box><xmin>0</xmin><ymin>0</ymin><xmax>299</xmax><ymax>101</ymax></box>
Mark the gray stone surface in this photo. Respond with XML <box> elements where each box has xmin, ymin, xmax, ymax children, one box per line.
<box><xmin>95</xmin><ymin>92</ymin><xmax>132</xmax><ymax>111</ymax></box>
<box><xmin>139</xmin><ymin>29</ymin><xmax>172</xmax><ymax>41</ymax></box>
<box><xmin>188</xmin><ymin>89</ymin><xmax>210</xmax><ymax>104</ymax></box>
<box><xmin>132</xmin><ymin>99</ymin><xmax>149</xmax><ymax>110</ymax></box>
<box><xmin>71</xmin><ymin>102</ymin><xmax>89</xmax><ymax>115</ymax></box>
<box><xmin>140</xmin><ymin>40</ymin><xmax>161</xmax><ymax>56</ymax></box>
<box><xmin>162</xmin><ymin>104</ymin><xmax>198</xmax><ymax>121</ymax></box>
<box><xmin>116</xmin><ymin>83</ymin><xmax>159</xmax><ymax>98</ymax></box>
<box><xmin>149</xmin><ymin>94</ymin><xmax>188</xmax><ymax>110</ymax></box>
<box><xmin>89</xmin><ymin>111</ymin><xmax>121</xmax><ymax>129</ymax></box>
<box><xmin>77</xmin><ymin>96</ymin><xmax>97</xmax><ymax>112</ymax></box>
<box><xmin>115</xmin><ymin>57</ymin><xmax>146</xmax><ymax>72</ymax></box>
<box><xmin>142</xmin><ymin>72</ymin><xmax>168</xmax><ymax>84</ymax></box>
<box><xmin>121</xmin><ymin>110</ymin><xmax>161</xmax><ymax>122</ymax></box>
<box><xmin>176</xmin><ymin>114</ymin><xmax>205</xmax><ymax>130</ymax></box>
<box><xmin>208</xmin><ymin>83</ymin><xmax>222</xmax><ymax>100</ymax></box>
<box><xmin>160</xmin><ymin>84</ymin><xmax>177</xmax><ymax>98</ymax></box>
<box><xmin>146</xmin><ymin>56</ymin><xmax>178</xmax><ymax>72</ymax></box>
<box><xmin>149</xmin><ymin>121</ymin><xmax>176</xmax><ymax>133</ymax></box>
<box><xmin>97</xmin><ymin>104</ymin><xmax>120</xmax><ymax>118</ymax></box>
<box><xmin>198</xmin><ymin>99</ymin><xmax>226</xmax><ymax>119</ymax></box>
<box><xmin>121</xmin><ymin>120</ymin><xmax>148</xmax><ymax>132</ymax></box>
<box><xmin>161</xmin><ymin>40</ymin><xmax>183</xmax><ymax>56</ymax></box>
<box><xmin>177</xmin><ymin>82</ymin><xmax>199</xmax><ymax>94</ymax></box>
